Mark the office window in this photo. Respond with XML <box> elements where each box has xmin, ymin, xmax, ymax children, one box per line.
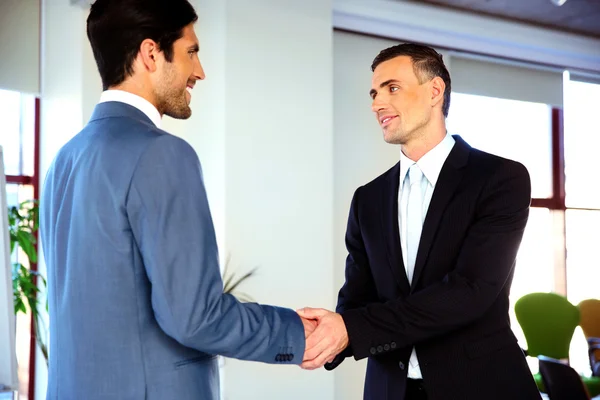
<box><xmin>448</xmin><ymin>75</ymin><xmax>600</xmax><ymax>377</ymax></box>
<box><xmin>563</xmin><ymin>77</ymin><xmax>600</xmax><ymax>375</ymax></box>
<box><xmin>564</xmin><ymin>79</ymin><xmax>600</xmax><ymax>209</ymax></box>
<box><xmin>447</xmin><ymin>92</ymin><xmax>558</xmax><ymax>374</ymax></box>
<box><xmin>1</xmin><ymin>88</ymin><xmax>39</xmax><ymax>400</ymax></box>
<box><xmin>447</xmin><ymin>93</ymin><xmax>553</xmax><ymax>199</ymax></box>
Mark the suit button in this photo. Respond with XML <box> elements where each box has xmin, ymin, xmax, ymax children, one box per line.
<box><xmin>275</xmin><ymin>354</ymin><xmax>281</xmax><ymax>362</ymax></box>
<box><xmin>391</xmin><ymin>342</ymin><xmax>397</xmax><ymax>349</ymax></box>
<box><xmin>384</xmin><ymin>344</ymin><xmax>390</xmax><ymax>351</ymax></box>
<box><xmin>399</xmin><ymin>361</ymin><xmax>405</xmax><ymax>370</ymax></box>
<box><xmin>377</xmin><ymin>346</ymin><xmax>383</xmax><ymax>353</ymax></box>
<box><xmin>370</xmin><ymin>347</ymin><xmax>377</xmax><ymax>355</ymax></box>
<box><xmin>289</xmin><ymin>354</ymin><xmax>294</xmax><ymax>361</ymax></box>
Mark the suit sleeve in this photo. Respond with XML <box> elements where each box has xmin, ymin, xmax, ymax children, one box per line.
<box><xmin>325</xmin><ymin>186</ymin><xmax>379</xmax><ymax>370</ymax></box>
<box><xmin>340</xmin><ymin>161</ymin><xmax>531</xmax><ymax>361</ymax></box>
<box><xmin>126</xmin><ymin>134</ymin><xmax>304</xmax><ymax>364</ymax></box>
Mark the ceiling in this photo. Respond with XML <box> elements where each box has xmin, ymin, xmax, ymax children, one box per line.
<box><xmin>409</xmin><ymin>0</ymin><xmax>600</xmax><ymax>38</ymax></box>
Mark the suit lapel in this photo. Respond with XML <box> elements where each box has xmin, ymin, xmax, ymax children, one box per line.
<box><xmin>411</xmin><ymin>135</ymin><xmax>470</xmax><ymax>290</ymax></box>
<box><xmin>381</xmin><ymin>163</ymin><xmax>411</xmax><ymax>294</ymax></box>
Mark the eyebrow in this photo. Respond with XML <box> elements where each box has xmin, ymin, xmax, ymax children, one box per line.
<box><xmin>369</xmin><ymin>79</ymin><xmax>401</xmax><ymax>98</ymax></box>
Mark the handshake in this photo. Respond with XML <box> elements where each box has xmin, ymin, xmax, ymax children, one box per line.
<box><xmin>296</xmin><ymin>308</ymin><xmax>350</xmax><ymax>370</ymax></box>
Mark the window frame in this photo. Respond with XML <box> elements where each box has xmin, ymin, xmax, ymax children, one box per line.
<box><xmin>5</xmin><ymin>97</ymin><xmax>40</xmax><ymax>400</ymax></box>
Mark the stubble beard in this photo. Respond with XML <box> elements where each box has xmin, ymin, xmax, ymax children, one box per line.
<box><xmin>156</xmin><ymin>66</ymin><xmax>192</xmax><ymax>120</ymax></box>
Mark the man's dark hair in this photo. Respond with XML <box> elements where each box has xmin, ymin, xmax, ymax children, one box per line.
<box><xmin>371</xmin><ymin>43</ymin><xmax>451</xmax><ymax>117</ymax></box>
<box><xmin>87</xmin><ymin>0</ymin><xmax>198</xmax><ymax>90</ymax></box>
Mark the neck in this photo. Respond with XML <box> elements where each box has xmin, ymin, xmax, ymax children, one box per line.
<box><xmin>109</xmin><ymin>79</ymin><xmax>160</xmax><ymax>115</ymax></box>
<box><xmin>401</xmin><ymin>117</ymin><xmax>447</xmax><ymax>161</ymax></box>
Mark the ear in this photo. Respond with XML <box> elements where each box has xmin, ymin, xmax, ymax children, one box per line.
<box><xmin>430</xmin><ymin>76</ymin><xmax>445</xmax><ymax>110</ymax></box>
<box><xmin>138</xmin><ymin>39</ymin><xmax>160</xmax><ymax>73</ymax></box>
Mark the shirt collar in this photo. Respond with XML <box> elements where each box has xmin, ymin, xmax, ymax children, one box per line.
<box><xmin>99</xmin><ymin>90</ymin><xmax>162</xmax><ymax>128</ymax></box>
<box><xmin>399</xmin><ymin>134</ymin><xmax>456</xmax><ymax>190</ymax></box>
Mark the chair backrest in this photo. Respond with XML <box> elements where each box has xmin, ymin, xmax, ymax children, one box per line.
<box><xmin>578</xmin><ymin>299</ymin><xmax>600</xmax><ymax>377</ymax></box>
<box><xmin>578</xmin><ymin>299</ymin><xmax>600</xmax><ymax>340</ymax></box>
<box><xmin>539</xmin><ymin>357</ymin><xmax>591</xmax><ymax>400</ymax></box>
<box><xmin>515</xmin><ymin>292</ymin><xmax>580</xmax><ymax>359</ymax></box>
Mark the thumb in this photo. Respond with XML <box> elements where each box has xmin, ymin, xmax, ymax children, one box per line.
<box><xmin>297</xmin><ymin>307</ymin><xmax>329</xmax><ymax>320</ymax></box>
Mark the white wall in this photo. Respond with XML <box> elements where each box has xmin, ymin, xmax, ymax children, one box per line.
<box><xmin>169</xmin><ymin>1</ymin><xmax>336</xmax><ymax>399</ymax></box>
<box><xmin>0</xmin><ymin>0</ymin><xmax>41</xmax><ymax>94</ymax></box>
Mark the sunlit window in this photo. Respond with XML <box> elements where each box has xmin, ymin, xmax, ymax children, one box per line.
<box><xmin>1</xmin><ymin>88</ymin><xmax>37</xmax><ymax>400</ymax></box>
<box><xmin>563</xmin><ymin>78</ymin><xmax>600</xmax><ymax>376</ymax></box>
<box><xmin>447</xmin><ymin>92</ymin><xmax>553</xmax><ymax>199</ymax></box>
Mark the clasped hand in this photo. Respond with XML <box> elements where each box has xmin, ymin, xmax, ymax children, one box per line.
<box><xmin>297</xmin><ymin>308</ymin><xmax>349</xmax><ymax>370</ymax></box>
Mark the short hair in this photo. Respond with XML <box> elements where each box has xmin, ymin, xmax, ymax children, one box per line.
<box><xmin>371</xmin><ymin>43</ymin><xmax>452</xmax><ymax>117</ymax></box>
<box><xmin>87</xmin><ymin>0</ymin><xmax>198</xmax><ymax>90</ymax></box>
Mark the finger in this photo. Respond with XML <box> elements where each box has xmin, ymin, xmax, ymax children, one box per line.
<box><xmin>296</xmin><ymin>308</ymin><xmax>329</xmax><ymax>320</ymax></box>
<box><xmin>301</xmin><ymin>317</ymin><xmax>318</xmax><ymax>337</ymax></box>
<box><xmin>303</xmin><ymin>324</ymin><xmax>332</xmax><ymax>360</ymax></box>
<box><xmin>301</xmin><ymin>347</ymin><xmax>334</xmax><ymax>370</ymax></box>
<box><xmin>303</xmin><ymin>327</ymin><xmax>328</xmax><ymax>358</ymax></box>
<box><xmin>304</xmin><ymin>335</ymin><xmax>331</xmax><ymax>362</ymax></box>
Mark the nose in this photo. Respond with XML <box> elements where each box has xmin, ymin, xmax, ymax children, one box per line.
<box><xmin>193</xmin><ymin>57</ymin><xmax>206</xmax><ymax>81</ymax></box>
<box><xmin>371</xmin><ymin>97</ymin><xmax>386</xmax><ymax>113</ymax></box>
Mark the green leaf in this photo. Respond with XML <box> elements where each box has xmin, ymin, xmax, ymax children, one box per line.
<box><xmin>16</xmin><ymin>229</ymin><xmax>37</xmax><ymax>263</ymax></box>
<box><xmin>225</xmin><ymin>268</ymin><xmax>257</xmax><ymax>295</ymax></box>
<box><xmin>8</xmin><ymin>200</ymin><xmax>47</xmax><ymax>364</ymax></box>
<box><xmin>14</xmin><ymin>297</ymin><xmax>26</xmax><ymax>315</ymax></box>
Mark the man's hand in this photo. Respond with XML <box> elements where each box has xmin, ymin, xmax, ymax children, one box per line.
<box><xmin>300</xmin><ymin>315</ymin><xmax>318</xmax><ymax>338</ymax></box>
<box><xmin>297</xmin><ymin>307</ymin><xmax>349</xmax><ymax>370</ymax></box>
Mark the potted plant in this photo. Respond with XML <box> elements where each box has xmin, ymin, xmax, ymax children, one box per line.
<box><xmin>8</xmin><ymin>200</ymin><xmax>48</xmax><ymax>365</ymax></box>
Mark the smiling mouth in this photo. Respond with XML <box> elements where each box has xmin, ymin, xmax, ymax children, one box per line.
<box><xmin>380</xmin><ymin>115</ymin><xmax>398</xmax><ymax>127</ymax></box>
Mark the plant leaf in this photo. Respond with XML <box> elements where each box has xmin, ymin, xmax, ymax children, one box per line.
<box><xmin>226</xmin><ymin>268</ymin><xmax>257</xmax><ymax>295</ymax></box>
<box><xmin>16</xmin><ymin>229</ymin><xmax>37</xmax><ymax>263</ymax></box>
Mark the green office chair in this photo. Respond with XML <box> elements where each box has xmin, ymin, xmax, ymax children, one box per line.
<box><xmin>515</xmin><ymin>292</ymin><xmax>580</xmax><ymax>392</ymax></box>
<box><xmin>577</xmin><ymin>299</ymin><xmax>600</xmax><ymax>397</ymax></box>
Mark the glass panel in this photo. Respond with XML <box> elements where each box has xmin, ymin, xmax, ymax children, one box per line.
<box><xmin>20</xmin><ymin>98</ymin><xmax>36</xmax><ymax>178</ymax></box>
<box><xmin>6</xmin><ymin>184</ymin><xmax>35</xmax><ymax>400</ymax></box>
<box><xmin>509</xmin><ymin>208</ymin><xmax>555</xmax><ymax>374</ymax></box>
<box><xmin>566</xmin><ymin>209</ymin><xmax>600</xmax><ymax>375</ymax></box>
<box><xmin>0</xmin><ymin>89</ymin><xmax>36</xmax><ymax>177</ymax></box>
<box><xmin>564</xmin><ymin>79</ymin><xmax>600</xmax><ymax>209</ymax></box>
<box><xmin>447</xmin><ymin>92</ymin><xmax>553</xmax><ymax>199</ymax></box>
<box><xmin>0</xmin><ymin>89</ymin><xmax>22</xmax><ymax>175</ymax></box>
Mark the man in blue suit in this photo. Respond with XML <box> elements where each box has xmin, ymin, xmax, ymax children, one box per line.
<box><xmin>39</xmin><ymin>1</ymin><xmax>313</xmax><ymax>399</ymax></box>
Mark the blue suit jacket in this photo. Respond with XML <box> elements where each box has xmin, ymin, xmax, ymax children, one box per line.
<box><xmin>40</xmin><ymin>102</ymin><xmax>304</xmax><ymax>400</ymax></box>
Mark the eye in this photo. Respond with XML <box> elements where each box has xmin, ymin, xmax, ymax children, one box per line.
<box><xmin>390</xmin><ymin>86</ymin><xmax>399</xmax><ymax>93</ymax></box>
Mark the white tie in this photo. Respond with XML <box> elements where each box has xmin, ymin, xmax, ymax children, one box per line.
<box><xmin>406</xmin><ymin>164</ymin><xmax>424</xmax><ymax>377</ymax></box>
<box><xmin>406</xmin><ymin>164</ymin><xmax>423</xmax><ymax>283</ymax></box>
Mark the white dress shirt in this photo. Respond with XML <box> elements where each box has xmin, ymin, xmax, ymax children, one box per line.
<box><xmin>398</xmin><ymin>133</ymin><xmax>455</xmax><ymax>379</ymax></box>
<box><xmin>99</xmin><ymin>90</ymin><xmax>162</xmax><ymax>129</ymax></box>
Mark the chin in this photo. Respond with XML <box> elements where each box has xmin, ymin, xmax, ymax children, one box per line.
<box><xmin>165</xmin><ymin>106</ymin><xmax>192</xmax><ymax>120</ymax></box>
<box><xmin>383</xmin><ymin>130</ymin><xmax>404</xmax><ymax>145</ymax></box>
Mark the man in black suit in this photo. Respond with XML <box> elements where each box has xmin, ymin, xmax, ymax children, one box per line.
<box><xmin>298</xmin><ymin>43</ymin><xmax>541</xmax><ymax>399</ymax></box>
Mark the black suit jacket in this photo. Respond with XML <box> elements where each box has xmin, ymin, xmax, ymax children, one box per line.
<box><xmin>327</xmin><ymin>136</ymin><xmax>541</xmax><ymax>400</ymax></box>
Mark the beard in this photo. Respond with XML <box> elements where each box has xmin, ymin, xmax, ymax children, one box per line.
<box><xmin>159</xmin><ymin>89</ymin><xmax>191</xmax><ymax>120</ymax></box>
<box><xmin>155</xmin><ymin>64</ymin><xmax>192</xmax><ymax>120</ymax></box>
